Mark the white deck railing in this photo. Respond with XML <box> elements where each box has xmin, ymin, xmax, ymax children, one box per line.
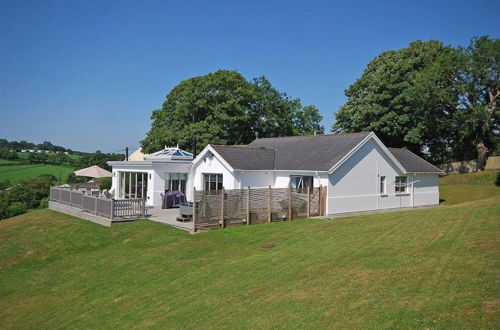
<box><xmin>50</xmin><ymin>187</ymin><xmax>146</xmax><ymax>220</ymax></box>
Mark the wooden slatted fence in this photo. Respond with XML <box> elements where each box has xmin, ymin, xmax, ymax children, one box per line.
<box><xmin>193</xmin><ymin>185</ymin><xmax>325</xmax><ymax>232</ymax></box>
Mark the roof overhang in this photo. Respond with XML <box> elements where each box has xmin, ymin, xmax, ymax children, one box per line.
<box><xmin>192</xmin><ymin>145</ymin><xmax>236</xmax><ymax>172</ymax></box>
<box><xmin>107</xmin><ymin>160</ymin><xmax>192</xmax><ymax>167</ymax></box>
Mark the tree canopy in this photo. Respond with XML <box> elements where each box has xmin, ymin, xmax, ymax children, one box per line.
<box><xmin>333</xmin><ymin>36</ymin><xmax>499</xmax><ymax>168</ymax></box>
<box><xmin>141</xmin><ymin>70</ymin><xmax>324</xmax><ymax>154</ymax></box>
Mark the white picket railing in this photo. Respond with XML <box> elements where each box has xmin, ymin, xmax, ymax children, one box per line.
<box><xmin>50</xmin><ymin>187</ymin><xmax>146</xmax><ymax>220</ymax></box>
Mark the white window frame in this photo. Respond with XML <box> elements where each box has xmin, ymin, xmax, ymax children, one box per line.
<box><xmin>203</xmin><ymin>173</ymin><xmax>223</xmax><ymax>192</ymax></box>
<box><xmin>289</xmin><ymin>175</ymin><xmax>313</xmax><ymax>192</ymax></box>
<box><xmin>379</xmin><ymin>176</ymin><xmax>386</xmax><ymax>195</ymax></box>
<box><xmin>165</xmin><ymin>172</ymin><xmax>187</xmax><ymax>193</ymax></box>
<box><xmin>395</xmin><ymin>176</ymin><xmax>408</xmax><ymax>194</ymax></box>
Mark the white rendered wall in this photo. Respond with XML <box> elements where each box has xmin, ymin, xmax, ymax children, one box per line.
<box><xmin>151</xmin><ymin>163</ymin><xmax>191</xmax><ymax>207</ymax></box>
<box><xmin>191</xmin><ymin>156</ymin><xmax>237</xmax><ymax>192</ymax></box>
<box><xmin>412</xmin><ymin>174</ymin><xmax>439</xmax><ymax>206</ymax></box>
<box><xmin>273</xmin><ymin>171</ymin><xmax>328</xmax><ymax>188</ymax></box>
<box><xmin>328</xmin><ymin>139</ymin><xmax>412</xmax><ymax>214</ymax></box>
<box><xmin>111</xmin><ymin>165</ymin><xmax>155</xmax><ymax>206</ymax></box>
<box><xmin>238</xmin><ymin>171</ymin><xmax>274</xmax><ymax>188</ymax></box>
<box><xmin>111</xmin><ymin>162</ymin><xmax>191</xmax><ymax>207</ymax></box>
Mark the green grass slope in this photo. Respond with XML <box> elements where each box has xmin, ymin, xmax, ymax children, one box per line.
<box><xmin>0</xmin><ymin>173</ymin><xmax>498</xmax><ymax>329</ymax></box>
<box><xmin>0</xmin><ymin>164</ymin><xmax>73</xmax><ymax>184</ymax></box>
<box><xmin>440</xmin><ymin>171</ymin><xmax>499</xmax><ymax>205</ymax></box>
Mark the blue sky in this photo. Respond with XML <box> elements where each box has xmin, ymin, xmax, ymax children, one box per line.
<box><xmin>1</xmin><ymin>0</ymin><xmax>498</xmax><ymax>152</ymax></box>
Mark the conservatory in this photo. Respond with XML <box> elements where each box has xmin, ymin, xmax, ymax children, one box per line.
<box><xmin>107</xmin><ymin>146</ymin><xmax>193</xmax><ymax>207</ymax></box>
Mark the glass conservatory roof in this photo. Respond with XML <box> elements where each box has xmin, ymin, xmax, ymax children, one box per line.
<box><xmin>145</xmin><ymin>146</ymin><xmax>193</xmax><ymax>161</ymax></box>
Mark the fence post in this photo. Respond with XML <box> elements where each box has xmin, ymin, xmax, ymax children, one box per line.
<box><xmin>318</xmin><ymin>184</ymin><xmax>322</xmax><ymax>216</ymax></box>
<box><xmin>94</xmin><ymin>197</ymin><xmax>98</xmax><ymax>215</ymax></box>
<box><xmin>69</xmin><ymin>190</ymin><xmax>73</xmax><ymax>206</ymax></box>
<box><xmin>268</xmin><ymin>185</ymin><xmax>272</xmax><ymax>223</ymax></box>
<box><xmin>221</xmin><ymin>187</ymin><xmax>225</xmax><ymax>228</ymax></box>
<box><xmin>192</xmin><ymin>187</ymin><xmax>197</xmax><ymax>233</ymax></box>
<box><xmin>142</xmin><ymin>199</ymin><xmax>146</xmax><ymax>218</ymax></box>
<box><xmin>246</xmin><ymin>186</ymin><xmax>250</xmax><ymax>225</ymax></box>
<box><xmin>307</xmin><ymin>185</ymin><xmax>311</xmax><ymax>218</ymax></box>
<box><xmin>288</xmin><ymin>185</ymin><xmax>292</xmax><ymax>221</ymax></box>
<box><xmin>111</xmin><ymin>199</ymin><xmax>114</xmax><ymax>221</ymax></box>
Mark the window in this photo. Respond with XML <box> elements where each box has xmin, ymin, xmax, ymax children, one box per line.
<box><xmin>165</xmin><ymin>173</ymin><xmax>187</xmax><ymax>193</ymax></box>
<box><xmin>395</xmin><ymin>176</ymin><xmax>407</xmax><ymax>194</ymax></box>
<box><xmin>203</xmin><ymin>174</ymin><xmax>223</xmax><ymax>192</ymax></box>
<box><xmin>118</xmin><ymin>172</ymin><xmax>148</xmax><ymax>199</ymax></box>
<box><xmin>380</xmin><ymin>176</ymin><xmax>386</xmax><ymax>195</ymax></box>
<box><xmin>290</xmin><ymin>175</ymin><xmax>313</xmax><ymax>192</ymax></box>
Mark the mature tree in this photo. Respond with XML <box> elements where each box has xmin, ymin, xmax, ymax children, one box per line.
<box><xmin>74</xmin><ymin>151</ymin><xmax>123</xmax><ymax>171</ymax></box>
<box><xmin>455</xmin><ymin>36</ymin><xmax>499</xmax><ymax>169</ymax></box>
<box><xmin>332</xmin><ymin>40</ymin><xmax>460</xmax><ymax>163</ymax></box>
<box><xmin>141</xmin><ymin>70</ymin><xmax>323</xmax><ymax>153</ymax></box>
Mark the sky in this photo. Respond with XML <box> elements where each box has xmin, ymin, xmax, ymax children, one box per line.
<box><xmin>0</xmin><ymin>0</ymin><xmax>499</xmax><ymax>153</ymax></box>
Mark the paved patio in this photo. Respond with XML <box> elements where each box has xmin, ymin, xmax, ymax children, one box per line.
<box><xmin>146</xmin><ymin>207</ymin><xmax>193</xmax><ymax>232</ymax></box>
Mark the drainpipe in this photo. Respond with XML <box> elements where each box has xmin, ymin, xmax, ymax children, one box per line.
<box><xmin>412</xmin><ymin>173</ymin><xmax>415</xmax><ymax>208</ymax></box>
<box><xmin>376</xmin><ymin>160</ymin><xmax>379</xmax><ymax>210</ymax></box>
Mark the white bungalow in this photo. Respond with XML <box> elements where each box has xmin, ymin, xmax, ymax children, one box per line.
<box><xmin>108</xmin><ymin>132</ymin><xmax>443</xmax><ymax>214</ymax></box>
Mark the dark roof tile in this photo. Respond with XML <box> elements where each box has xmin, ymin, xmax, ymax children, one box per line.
<box><xmin>388</xmin><ymin>148</ymin><xmax>443</xmax><ymax>173</ymax></box>
<box><xmin>211</xmin><ymin>145</ymin><xmax>275</xmax><ymax>170</ymax></box>
<box><xmin>248</xmin><ymin>132</ymin><xmax>370</xmax><ymax>171</ymax></box>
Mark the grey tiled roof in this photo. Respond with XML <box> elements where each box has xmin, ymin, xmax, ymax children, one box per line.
<box><xmin>248</xmin><ymin>132</ymin><xmax>370</xmax><ymax>171</ymax></box>
<box><xmin>388</xmin><ymin>148</ymin><xmax>443</xmax><ymax>173</ymax></box>
<box><xmin>211</xmin><ymin>145</ymin><xmax>276</xmax><ymax>170</ymax></box>
<box><xmin>211</xmin><ymin>133</ymin><xmax>442</xmax><ymax>173</ymax></box>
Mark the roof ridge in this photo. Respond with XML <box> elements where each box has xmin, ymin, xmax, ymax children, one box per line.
<box><xmin>251</xmin><ymin>131</ymin><xmax>371</xmax><ymax>141</ymax></box>
<box><xmin>211</xmin><ymin>144</ymin><xmax>275</xmax><ymax>151</ymax></box>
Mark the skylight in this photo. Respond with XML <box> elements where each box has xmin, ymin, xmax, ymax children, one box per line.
<box><xmin>145</xmin><ymin>146</ymin><xmax>193</xmax><ymax>161</ymax></box>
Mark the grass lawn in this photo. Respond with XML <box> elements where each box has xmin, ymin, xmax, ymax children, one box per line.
<box><xmin>0</xmin><ymin>173</ymin><xmax>498</xmax><ymax>329</ymax></box>
<box><xmin>440</xmin><ymin>171</ymin><xmax>499</xmax><ymax>205</ymax></box>
<box><xmin>0</xmin><ymin>159</ymin><xmax>20</xmax><ymax>165</ymax></box>
<box><xmin>0</xmin><ymin>164</ymin><xmax>74</xmax><ymax>184</ymax></box>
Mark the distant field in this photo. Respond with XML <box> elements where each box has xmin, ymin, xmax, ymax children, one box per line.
<box><xmin>0</xmin><ymin>164</ymin><xmax>74</xmax><ymax>184</ymax></box>
<box><xmin>0</xmin><ymin>159</ymin><xmax>19</xmax><ymax>165</ymax></box>
<box><xmin>16</xmin><ymin>152</ymin><xmax>81</xmax><ymax>160</ymax></box>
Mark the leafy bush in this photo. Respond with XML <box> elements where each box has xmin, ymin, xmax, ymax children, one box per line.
<box><xmin>99</xmin><ymin>177</ymin><xmax>112</xmax><ymax>191</ymax></box>
<box><xmin>66</xmin><ymin>172</ymin><xmax>89</xmax><ymax>184</ymax></box>
<box><xmin>6</xmin><ymin>202</ymin><xmax>27</xmax><ymax>218</ymax></box>
<box><xmin>0</xmin><ymin>180</ymin><xmax>11</xmax><ymax>191</ymax></box>
<box><xmin>0</xmin><ymin>173</ymin><xmax>57</xmax><ymax>220</ymax></box>
<box><xmin>39</xmin><ymin>197</ymin><xmax>49</xmax><ymax>209</ymax></box>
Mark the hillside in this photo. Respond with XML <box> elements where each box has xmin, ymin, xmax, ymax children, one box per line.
<box><xmin>0</xmin><ymin>164</ymin><xmax>73</xmax><ymax>185</ymax></box>
<box><xmin>0</xmin><ymin>172</ymin><xmax>498</xmax><ymax>328</ymax></box>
